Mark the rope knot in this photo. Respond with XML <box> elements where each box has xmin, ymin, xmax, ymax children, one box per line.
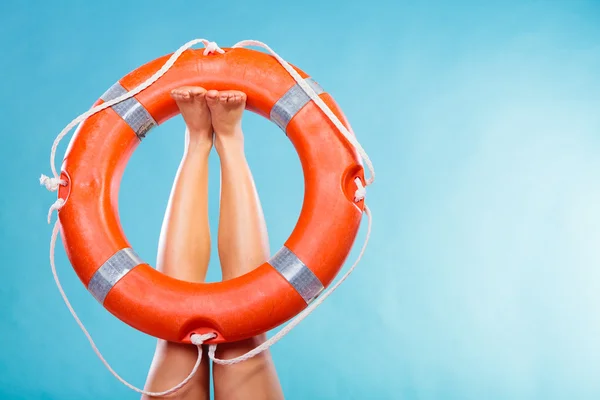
<box><xmin>40</xmin><ymin>174</ymin><xmax>66</xmax><ymax>192</ymax></box>
<box><xmin>203</xmin><ymin>41</ymin><xmax>224</xmax><ymax>56</ymax></box>
<box><xmin>190</xmin><ymin>332</ymin><xmax>217</xmax><ymax>345</ymax></box>
<box><xmin>354</xmin><ymin>177</ymin><xmax>367</xmax><ymax>202</ymax></box>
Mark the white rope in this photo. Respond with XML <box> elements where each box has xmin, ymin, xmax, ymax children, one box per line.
<box><xmin>232</xmin><ymin>39</ymin><xmax>375</xmax><ymax>186</ymax></box>
<box><xmin>47</xmin><ymin>215</ymin><xmax>216</xmax><ymax>396</ymax></box>
<box><xmin>40</xmin><ymin>37</ymin><xmax>375</xmax><ymax>392</ymax></box>
<box><xmin>40</xmin><ymin>39</ymin><xmax>224</xmax><ymax>397</ymax></box>
<box><xmin>205</xmin><ymin>40</ymin><xmax>375</xmax><ymax>364</ymax></box>
<box><xmin>44</xmin><ymin>39</ymin><xmax>223</xmax><ymax>183</ymax></box>
<box><xmin>208</xmin><ymin>204</ymin><xmax>372</xmax><ymax>365</ymax></box>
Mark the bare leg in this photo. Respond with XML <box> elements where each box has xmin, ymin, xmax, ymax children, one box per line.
<box><xmin>142</xmin><ymin>87</ymin><xmax>213</xmax><ymax>400</ymax></box>
<box><xmin>207</xmin><ymin>89</ymin><xmax>284</xmax><ymax>400</ymax></box>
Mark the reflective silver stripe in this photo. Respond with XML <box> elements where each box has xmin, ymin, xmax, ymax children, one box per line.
<box><xmin>270</xmin><ymin>77</ymin><xmax>324</xmax><ymax>132</ymax></box>
<box><xmin>87</xmin><ymin>248</ymin><xmax>144</xmax><ymax>304</ymax></box>
<box><xmin>100</xmin><ymin>82</ymin><xmax>157</xmax><ymax>139</ymax></box>
<box><xmin>268</xmin><ymin>246</ymin><xmax>324</xmax><ymax>303</ymax></box>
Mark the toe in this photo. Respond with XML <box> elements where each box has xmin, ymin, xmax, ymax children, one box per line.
<box><xmin>220</xmin><ymin>92</ymin><xmax>231</xmax><ymax>102</ymax></box>
<box><xmin>189</xmin><ymin>86</ymin><xmax>207</xmax><ymax>97</ymax></box>
<box><xmin>237</xmin><ymin>92</ymin><xmax>247</xmax><ymax>104</ymax></box>
<box><xmin>230</xmin><ymin>91</ymin><xmax>246</xmax><ymax>105</ymax></box>
<box><xmin>206</xmin><ymin>90</ymin><xmax>220</xmax><ymax>104</ymax></box>
<box><xmin>216</xmin><ymin>91</ymin><xmax>246</xmax><ymax>105</ymax></box>
<box><xmin>171</xmin><ymin>88</ymin><xmax>191</xmax><ymax>101</ymax></box>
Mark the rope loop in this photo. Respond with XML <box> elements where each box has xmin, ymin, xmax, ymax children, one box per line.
<box><xmin>46</xmin><ymin>198</ymin><xmax>65</xmax><ymax>224</ymax></box>
<box><xmin>48</xmin><ymin>219</ymin><xmax>217</xmax><ymax>395</ymax></box>
<box><xmin>232</xmin><ymin>39</ymin><xmax>375</xmax><ymax>187</ymax></box>
<box><xmin>40</xmin><ymin>38</ymin><xmax>221</xmax><ymax>185</ymax></box>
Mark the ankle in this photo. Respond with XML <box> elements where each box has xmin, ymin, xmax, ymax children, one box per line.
<box><xmin>185</xmin><ymin>132</ymin><xmax>213</xmax><ymax>152</ymax></box>
<box><xmin>214</xmin><ymin>132</ymin><xmax>244</xmax><ymax>155</ymax></box>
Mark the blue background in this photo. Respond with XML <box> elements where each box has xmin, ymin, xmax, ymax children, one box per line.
<box><xmin>1</xmin><ymin>0</ymin><xmax>600</xmax><ymax>399</ymax></box>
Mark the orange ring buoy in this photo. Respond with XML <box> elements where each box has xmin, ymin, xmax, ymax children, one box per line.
<box><xmin>56</xmin><ymin>47</ymin><xmax>365</xmax><ymax>345</ymax></box>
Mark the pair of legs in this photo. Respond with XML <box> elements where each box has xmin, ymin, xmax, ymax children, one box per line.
<box><xmin>142</xmin><ymin>88</ymin><xmax>284</xmax><ymax>399</ymax></box>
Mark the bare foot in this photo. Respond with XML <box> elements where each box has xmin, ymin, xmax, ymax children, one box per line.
<box><xmin>205</xmin><ymin>90</ymin><xmax>246</xmax><ymax>153</ymax></box>
<box><xmin>171</xmin><ymin>86</ymin><xmax>213</xmax><ymax>148</ymax></box>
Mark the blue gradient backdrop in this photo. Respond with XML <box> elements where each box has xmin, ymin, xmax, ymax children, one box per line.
<box><xmin>1</xmin><ymin>1</ymin><xmax>600</xmax><ymax>399</ymax></box>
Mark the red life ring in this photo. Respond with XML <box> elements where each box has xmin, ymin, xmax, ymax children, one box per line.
<box><xmin>56</xmin><ymin>46</ymin><xmax>365</xmax><ymax>345</ymax></box>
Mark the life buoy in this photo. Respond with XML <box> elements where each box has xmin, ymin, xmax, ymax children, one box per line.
<box><xmin>55</xmin><ymin>46</ymin><xmax>365</xmax><ymax>345</ymax></box>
